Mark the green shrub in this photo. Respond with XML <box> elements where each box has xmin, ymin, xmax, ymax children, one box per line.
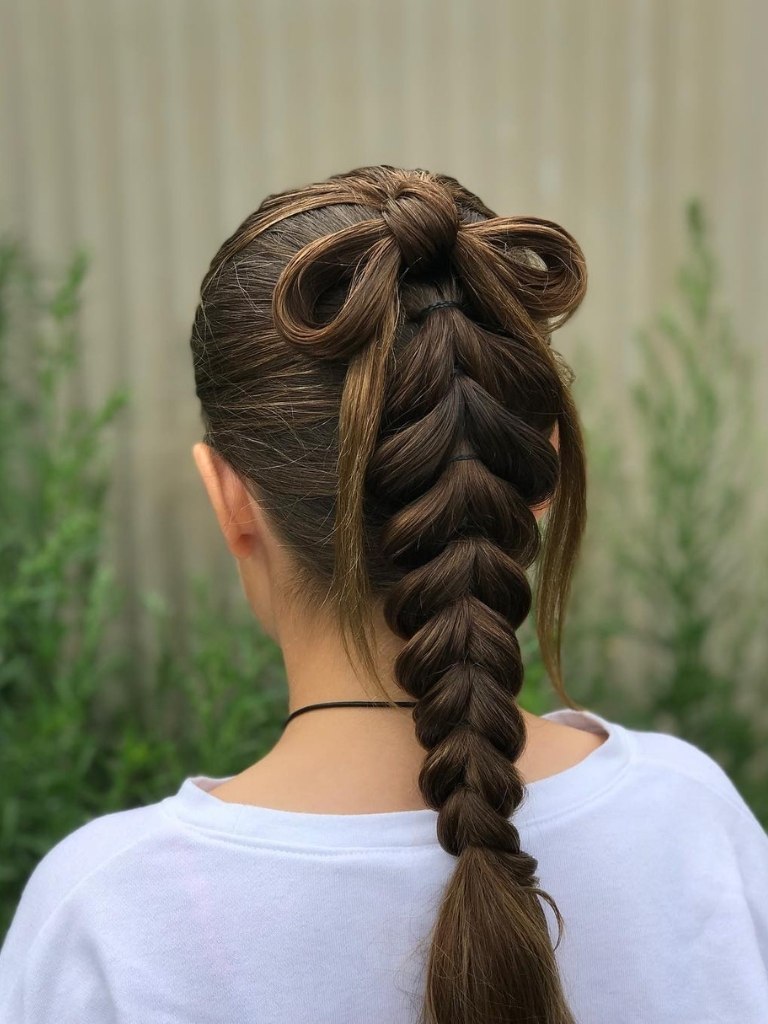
<box><xmin>558</xmin><ymin>200</ymin><xmax>768</xmax><ymax>823</ymax></box>
<box><xmin>0</xmin><ymin>242</ymin><xmax>129</xmax><ymax>930</ymax></box>
<box><xmin>0</xmin><ymin>242</ymin><xmax>285</xmax><ymax>936</ymax></box>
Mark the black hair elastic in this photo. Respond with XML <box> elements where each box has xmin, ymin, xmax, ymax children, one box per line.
<box><xmin>414</xmin><ymin>300</ymin><xmax>464</xmax><ymax>323</ymax></box>
<box><xmin>446</xmin><ymin>453</ymin><xmax>481</xmax><ymax>464</ymax></box>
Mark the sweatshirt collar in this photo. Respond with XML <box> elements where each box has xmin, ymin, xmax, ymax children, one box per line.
<box><xmin>161</xmin><ymin>708</ymin><xmax>633</xmax><ymax>849</ymax></box>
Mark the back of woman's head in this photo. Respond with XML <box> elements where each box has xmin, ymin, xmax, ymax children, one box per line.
<box><xmin>190</xmin><ymin>164</ymin><xmax>588</xmax><ymax>1024</ymax></box>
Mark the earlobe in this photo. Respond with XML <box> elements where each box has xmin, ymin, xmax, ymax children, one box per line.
<box><xmin>191</xmin><ymin>441</ymin><xmax>257</xmax><ymax>560</ymax></box>
<box><xmin>531</xmin><ymin>497</ymin><xmax>551</xmax><ymax>523</ymax></box>
<box><xmin>530</xmin><ymin>422</ymin><xmax>559</xmax><ymax>522</ymax></box>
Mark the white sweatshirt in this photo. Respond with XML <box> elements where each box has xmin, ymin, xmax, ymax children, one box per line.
<box><xmin>1</xmin><ymin>707</ymin><xmax>767</xmax><ymax>1023</ymax></box>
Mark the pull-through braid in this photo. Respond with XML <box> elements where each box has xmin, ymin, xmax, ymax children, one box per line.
<box><xmin>364</xmin><ymin>184</ymin><xmax>581</xmax><ymax>1022</ymax></box>
<box><xmin>197</xmin><ymin>165</ymin><xmax>588</xmax><ymax>1024</ymax></box>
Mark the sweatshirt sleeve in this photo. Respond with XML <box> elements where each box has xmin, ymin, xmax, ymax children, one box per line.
<box><xmin>0</xmin><ymin>805</ymin><xmax>167</xmax><ymax>1023</ymax></box>
<box><xmin>632</xmin><ymin>723</ymin><xmax>768</xmax><ymax>998</ymax></box>
<box><xmin>686</xmin><ymin>735</ymin><xmax>768</xmax><ymax>960</ymax></box>
<box><xmin>0</xmin><ymin>839</ymin><xmax>74</xmax><ymax>1019</ymax></box>
<box><xmin>686</xmin><ymin>735</ymin><xmax>768</xmax><ymax>967</ymax></box>
<box><xmin>0</xmin><ymin>876</ymin><xmax>110</xmax><ymax>1024</ymax></box>
<box><xmin>721</xmin><ymin>782</ymin><xmax>768</xmax><ymax>961</ymax></box>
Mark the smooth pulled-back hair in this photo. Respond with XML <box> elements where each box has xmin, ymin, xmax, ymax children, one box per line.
<box><xmin>190</xmin><ymin>164</ymin><xmax>588</xmax><ymax>1024</ymax></box>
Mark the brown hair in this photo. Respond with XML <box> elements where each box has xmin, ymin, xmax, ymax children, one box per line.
<box><xmin>190</xmin><ymin>164</ymin><xmax>588</xmax><ymax>1024</ymax></box>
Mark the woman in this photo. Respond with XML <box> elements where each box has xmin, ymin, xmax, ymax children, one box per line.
<box><xmin>1</xmin><ymin>164</ymin><xmax>766</xmax><ymax>1024</ymax></box>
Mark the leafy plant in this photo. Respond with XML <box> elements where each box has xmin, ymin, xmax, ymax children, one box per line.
<box><xmin>0</xmin><ymin>241</ymin><xmax>129</xmax><ymax>918</ymax></box>
<box><xmin>0</xmin><ymin>242</ymin><xmax>286</xmax><ymax>936</ymax></box>
<box><xmin>561</xmin><ymin>200</ymin><xmax>768</xmax><ymax>822</ymax></box>
<box><xmin>99</xmin><ymin>579</ymin><xmax>286</xmax><ymax>810</ymax></box>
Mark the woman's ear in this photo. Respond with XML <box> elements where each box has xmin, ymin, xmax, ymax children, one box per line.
<box><xmin>531</xmin><ymin>420</ymin><xmax>561</xmax><ymax>522</ymax></box>
<box><xmin>191</xmin><ymin>442</ymin><xmax>258</xmax><ymax>560</ymax></box>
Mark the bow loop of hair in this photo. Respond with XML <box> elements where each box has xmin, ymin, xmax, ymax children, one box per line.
<box><xmin>272</xmin><ymin>217</ymin><xmax>401</xmax><ymax>361</ymax></box>
<box><xmin>453</xmin><ymin>217</ymin><xmax>588</xmax><ymax>340</ymax></box>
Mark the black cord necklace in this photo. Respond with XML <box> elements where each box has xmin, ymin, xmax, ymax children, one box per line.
<box><xmin>282</xmin><ymin>700</ymin><xmax>418</xmax><ymax>730</ymax></box>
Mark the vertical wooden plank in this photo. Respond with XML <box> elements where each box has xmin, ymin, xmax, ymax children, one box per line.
<box><xmin>748</xmin><ymin>0</ymin><xmax>768</xmax><ymax>390</ymax></box>
<box><xmin>620</xmin><ymin>0</ymin><xmax>654</xmax><ymax>380</ymax></box>
<box><xmin>0</xmin><ymin>0</ymin><xmax>29</xmax><ymax>232</ymax></box>
<box><xmin>13</xmin><ymin>0</ymin><xmax>70</xmax><ymax>255</ymax></box>
<box><xmin>538</xmin><ymin>0</ymin><xmax>566</xmax><ymax>212</ymax></box>
<box><xmin>713</xmin><ymin>0</ymin><xmax>761</xmax><ymax>357</ymax></box>
<box><xmin>577</xmin><ymin>0</ymin><xmax>626</xmax><ymax>401</ymax></box>
<box><xmin>108</xmin><ymin>0</ymin><xmax>179</xmax><ymax>659</ymax></box>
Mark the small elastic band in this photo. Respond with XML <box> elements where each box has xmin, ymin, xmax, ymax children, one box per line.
<box><xmin>414</xmin><ymin>300</ymin><xmax>464</xmax><ymax>323</ymax></box>
<box><xmin>446</xmin><ymin>453</ymin><xmax>481</xmax><ymax>463</ymax></box>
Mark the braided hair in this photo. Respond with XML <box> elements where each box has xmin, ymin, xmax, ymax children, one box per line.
<box><xmin>191</xmin><ymin>165</ymin><xmax>588</xmax><ymax>1024</ymax></box>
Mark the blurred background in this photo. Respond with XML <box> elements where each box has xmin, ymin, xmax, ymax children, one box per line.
<box><xmin>1</xmin><ymin>0</ymin><xmax>767</xmax><ymax>930</ymax></box>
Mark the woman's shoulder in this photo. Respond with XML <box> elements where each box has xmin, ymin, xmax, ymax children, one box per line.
<box><xmin>554</xmin><ymin>706</ymin><xmax>766</xmax><ymax>838</ymax></box>
<box><xmin>0</xmin><ymin>800</ymin><xmax>169</xmax><ymax>993</ymax></box>
<box><xmin>623</xmin><ymin>718</ymin><xmax>764</xmax><ymax>829</ymax></box>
